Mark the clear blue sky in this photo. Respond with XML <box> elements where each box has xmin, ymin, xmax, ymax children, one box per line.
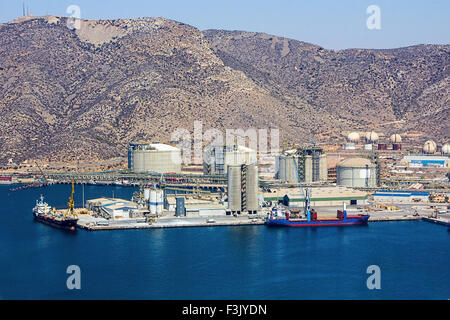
<box><xmin>1</xmin><ymin>0</ymin><xmax>448</xmax><ymax>49</ymax></box>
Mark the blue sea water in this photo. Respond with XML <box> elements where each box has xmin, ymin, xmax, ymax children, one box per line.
<box><xmin>0</xmin><ymin>184</ymin><xmax>448</xmax><ymax>300</ymax></box>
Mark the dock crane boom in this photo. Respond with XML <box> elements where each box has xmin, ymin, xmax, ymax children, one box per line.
<box><xmin>65</xmin><ymin>180</ymin><xmax>76</xmax><ymax>217</ymax></box>
<box><xmin>292</xmin><ymin>157</ymin><xmax>312</xmax><ymax>221</ymax></box>
<box><xmin>34</xmin><ymin>161</ymin><xmax>48</xmax><ymax>184</ymax></box>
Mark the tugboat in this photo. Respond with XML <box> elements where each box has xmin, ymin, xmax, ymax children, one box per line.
<box><xmin>32</xmin><ymin>181</ymin><xmax>78</xmax><ymax>231</ymax></box>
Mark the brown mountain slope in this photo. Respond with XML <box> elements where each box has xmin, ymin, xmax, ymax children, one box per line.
<box><xmin>0</xmin><ymin>16</ymin><xmax>448</xmax><ymax>165</ymax></box>
<box><xmin>203</xmin><ymin>30</ymin><xmax>449</xmax><ymax>138</ymax></box>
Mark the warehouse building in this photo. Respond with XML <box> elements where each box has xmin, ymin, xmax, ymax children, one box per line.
<box><xmin>401</xmin><ymin>155</ymin><xmax>450</xmax><ymax>168</ymax></box>
<box><xmin>165</xmin><ymin>195</ymin><xmax>226</xmax><ymax>217</ymax></box>
<box><xmin>336</xmin><ymin>158</ymin><xmax>377</xmax><ymax>188</ymax></box>
<box><xmin>263</xmin><ymin>186</ymin><xmax>369</xmax><ymax>207</ymax></box>
<box><xmin>276</xmin><ymin>146</ymin><xmax>327</xmax><ymax>184</ymax></box>
<box><xmin>372</xmin><ymin>191</ymin><xmax>430</xmax><ymax>203</ymax></box>
<box><xmin>86</xmin><ymin>198</ymin><xmax>138</xmax><ymax>220</ymax></box>
<box><xmin>203</xmin><ymin>143</ymin><xmax>257</xmax><ymax>175</ymax></box>
<box><xmin>128</xmin><ymin>142</ymin><xmax>181</xmax><ymax>174</ymax></box>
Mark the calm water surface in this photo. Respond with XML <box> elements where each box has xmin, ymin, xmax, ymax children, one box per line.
<box><xmin>0</xmin><ymin>184</ymin><xmax>448</xmax><ymax>299</ymax></box>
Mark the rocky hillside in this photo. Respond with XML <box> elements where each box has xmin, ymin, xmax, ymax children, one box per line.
<box><xmin>0</xmin><ymin>16</ymin><xmax>448</xmax><ymax>164</ymax></box>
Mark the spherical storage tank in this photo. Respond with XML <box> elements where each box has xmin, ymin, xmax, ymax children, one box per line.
<box><xmin>365</xmin><ymin>131</ymin><xmax>379</xmax><ymax>142</ymax></box>
<box><xmin>442</xmin><ymin>143</ymin><xmax>450</xmax><ymax>155</ymax></box>
<box><xmin>423</xmin><ymin>140</ymin><xmax>437</xmax><ymax>154</ymax></box>
<box><xmin>347</xmin><ymin>132</ymin><xmax>360</xmax><ymax>142</ymax></box>
<box><xmin>337</xmin><ymin>158</ymin><xmax>377</xmax><ymax>188</ymax></box>
<box><xmin>390</xmin><ymin>134</ymin><xmax>402</xmax><ymax>144</ymax></box>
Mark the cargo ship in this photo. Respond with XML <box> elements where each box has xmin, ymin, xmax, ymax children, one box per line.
<box><xmin>266</xmin><ymin>156</ymin><xmax>369</xmax><ymax>227</ymax></box>
<box><xmin>32</xmin><ymin>181</ymin><xmax>78</xmax><ymax>231</ymax></box>
<box><xmin>266</xmin><ymin>202</ymin><xmax>370</xmax><ymax>227</ymax></box>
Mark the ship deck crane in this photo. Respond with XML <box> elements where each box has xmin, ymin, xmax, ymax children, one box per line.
<box><xmin>292</xmin><ymin>157</ymin><xmax>312</xmax><ymax>221</ymax></box>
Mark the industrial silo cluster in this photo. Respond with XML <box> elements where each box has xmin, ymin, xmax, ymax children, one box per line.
<box><xmin>203</xmin><ymin>142</ymin><xmax>257</xmax><ymax>175</ymax></box>
<box><xmin>336</xmin><ymin>158</ymin><xmax>377</xmax><ymax>188</ymax></box>
<box><xmin>276</xmin><ymin>146</ymin><xmax>327</xmax><ymax>184</ymax></box>
<box><xmin>227</xmin><ymin>164</ymin><xmax>259</xmax><ymax>214</ymax></box>
<box><xmin>143</xmin><ymin>188</ymin><xmax>164</xmax><ymax>215</ymax></box>
<box><xmin>128</xmin><ymin>142</ymin><xmax>181</xmax><ymax>174</ymax></box>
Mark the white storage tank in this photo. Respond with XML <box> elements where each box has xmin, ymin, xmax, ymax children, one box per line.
<box><xmin>150</xmin><ymin>189</ymin><xmax>157</xmax><ymax>214</ymax></box>
<box><xmin>143</xmin><ymin>188</ymin><xmax>150</xmax><ymax>201</ymax></box>
<box><xmin>336</xmin><ymin>158</ymin><xmax>377</xmax><ymax>188</ymax></box>
<box><xmin>129</xmin><ymin>142</ymin><xmax>181</xmax><ymax>174</ymax></box>
<box><xmin>442</xmin><ymin>143</ymin><xmax>450</xmax><ymax>155</ymax></box>
<box><xmin>156</xmin><ymin>189</ymin><xmax>164</xmax><ymax>215</ymax></box>
<box><xmin>423</xmin><ymin>140</ymin><xmax>437</xmax><ymax>154</ymax></box>
<box><xmin>347</xmin><ymin>132</ymin><xmax>360</xmax><ymax>142</ymax></box>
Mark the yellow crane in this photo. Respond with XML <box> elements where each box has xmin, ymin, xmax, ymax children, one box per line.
<box><xmin>65</xmin><ymin>180</ymin><xmax>76</xmax><ymax>217</ymax></box>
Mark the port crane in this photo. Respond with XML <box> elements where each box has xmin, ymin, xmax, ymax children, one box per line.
<box><xmin>292</xmin><ymin>157</ymin><xmax>313</xmax><ymax>221</ymax></box>
<box><xmin>65</xmin><ymin>180</ymin><xmax>76</xmax><ymax>217</ymax></box>
<box><xmin>34</xmin><ymin>161</ymin><xmax>48</xmax><ymax>184</ymax></box>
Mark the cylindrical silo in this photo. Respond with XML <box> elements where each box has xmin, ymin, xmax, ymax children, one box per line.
<box><xmin>336</xmin><ymin>158</ymin><xmax>377</xmax><ymax>188</ymax></box>
<box><xmin>156</xmin><ymin>189</ymin><xmax>164</xmax><ymax>215</ymax></box>
<box><xmin>278</xmin><ymin>156</ymin><xmax>286</xmax><ymax>181</ymax></box>
<box><xmin>286</xmin><ymin>156</ymin><xmax>298</xmax><ymax>184</ymax></box>
<box><xmin>245</xmin><ymin>164</ymin><xmax>259</xmax><ymax>213</ymax></box>
<box><xmin>227</xmin><ymin>165</ymin><xmax>242</xmax><ymax>212</ymax></box>
<box><xmin>150</xmin><ymin>189</ymin><xmax>157</xmax><ymax>214</ymax></box>
<box><xmin>143</xmin><ymin>188</ymin><xmax>150</xmax><ymax>201</ymax></box>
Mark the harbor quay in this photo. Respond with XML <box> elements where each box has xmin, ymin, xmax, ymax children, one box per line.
<box><xmin>72</xmin><ymin>203</ymin><xmax>440</xmax><ymax>231</ymax></box>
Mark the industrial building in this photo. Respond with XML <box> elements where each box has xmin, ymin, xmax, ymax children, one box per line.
<box><xmin>372</xmin><ymin>191</ymin><xmax>430</xmax><ymax>203</ymax></box>
<box><xmin>86</xmin><ymin>198</ymin><xmax>138</xmax><ymax>220</ymax></box>
<box><xmin>263</xmin><ymin>186</ymin><xmax>369</xmax><ymax>207</ymax></box>
<box><xmin>276</xmin><ymin>146</ymin><xmax>327</xmax><ymax>184</ymax></box>
<box><xmin>336</xmin><ymin>158</ymin><xmax>377</xmax><ymax>188</ymax></box>
<box><xmin>165</xmin><ymin>195</ymin><xmax>227</xmax><ymax>217</ymax></box>
<box><xmin>401</xmin><ymin>155</ymin><xmax>450</xmax><ymax>168</ymax></box>
<box><xmin>227</xmin><ymin>164</ymin><xmax>259</xmax><ymax>214</ymax></box>
<box><xmin>128</xmin><ymin>142</ymin><xmax>181</xmax><ymax>174</ymax></box>
<box><xmin>203</xmin><ymin>143</ymin><xmax>257</xmax><ymax>175</ymax></box>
